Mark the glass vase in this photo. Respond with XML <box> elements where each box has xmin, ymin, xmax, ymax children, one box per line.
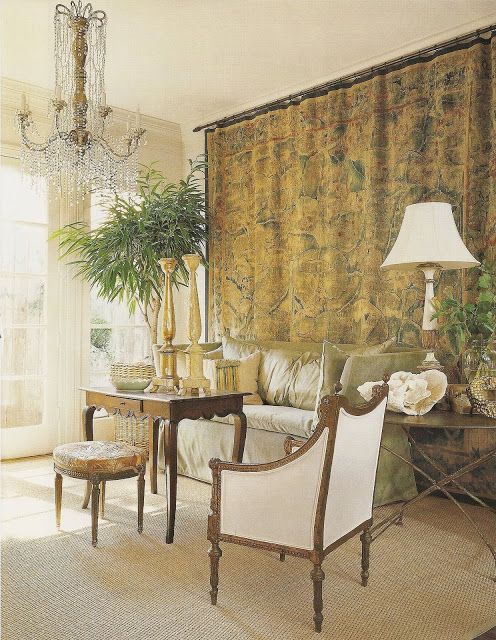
<box><xmin>462</xmin><ymin>335</ymin><xmax>496</xmax><ymax>382</ymax></box>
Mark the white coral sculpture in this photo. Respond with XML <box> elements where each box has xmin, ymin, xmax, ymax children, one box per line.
<box><xmin>357</xmin><ymin>370</ymin><xmax>448</xmax><ymax>416</ymax></box>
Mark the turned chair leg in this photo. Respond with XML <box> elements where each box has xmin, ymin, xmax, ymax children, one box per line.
<box><xmin>360</xmin><ymin>523</ymin><xmax>372</xmax><ymax>587</ymax></box>
<box><xmin>279</xmin><ymin>551</ymin><xmax>286</xmax><ymax>562</ymax></box>
<box><xmin>311</xmin><ymin>563</ymin><xmax>325</xmax><ymax>632</ymax></box>
<box><xmin>82</xmin><ymin>481</ymin><xmax>91</xmax><ymax>509</ymax></box>
<box><xmin>137</xmin><ymin>469</ymin><xmax>145</xmax><ymax>534</ymax></box>
<box><xmin>99</xmin><ymin>481</ymin><xmax>106</xmax><ymax>517</ymax></box>
<box><xmin>90</xmin><ymin>479</ymin><xmax>100</xmax><ymax>547</ymax></box>
<box><xmin>208</xmin><ymin>541</ymin><xmax>222</xmax><ymax>605</ymax></box>
<box><xmin>55</xmin><ymin>472</ymin><xmax>63</xmax><ymax>529</ymax></box>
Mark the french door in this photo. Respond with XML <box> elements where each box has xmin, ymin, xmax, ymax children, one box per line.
<box><xmin>0</xmin><ymin>154</ymin><xmax>58</xmax><ymax>458</ymax></box>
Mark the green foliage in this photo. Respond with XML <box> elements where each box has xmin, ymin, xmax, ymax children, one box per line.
<box><xmin>90</xmin><ymin>317</ymin><xmax>111</xmax><ymax>353</ymax></box>
<box><xmin>50</xmin><ymin>158</ymin><xmax>207</xmax><ymax>320</ymax></box>
<box><xmin>432</xmin><ymin>260</ymin><xmax>496</xmax><ymax>356</ymax></box>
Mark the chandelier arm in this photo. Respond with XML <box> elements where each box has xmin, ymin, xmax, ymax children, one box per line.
<box><xmin>96</xmin><ymin>132</ymin><xmax>146</xmax><ymax>159</ymax></box>
<box><xmin>18</xmin><ymin>123</ymin><xmax>60</xmax><ymax>153</ymax></box>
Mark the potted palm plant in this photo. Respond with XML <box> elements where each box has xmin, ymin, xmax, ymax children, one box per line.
<box><xmin>51</xmin><ymin>158</ymin><xmax>208</xmax><ymax>354</ymax></box>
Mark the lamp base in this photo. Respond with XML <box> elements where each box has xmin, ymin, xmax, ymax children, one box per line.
<box><xmin>417</xmin><ymin>353</ymin><xmax>444</xmax><ymax>372</ymax></box>
<box><xmin>418</xmin><ymin>329</ymin><xmax>444</xmax><ymax>372</ymax></box>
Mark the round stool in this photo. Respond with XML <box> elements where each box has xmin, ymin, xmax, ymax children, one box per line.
<box><xmin>53</xmin><ymin>441</ymin><xmax>146</xmax><ymax>547</ymax></box>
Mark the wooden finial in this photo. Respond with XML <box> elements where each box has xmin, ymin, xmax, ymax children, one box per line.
<box><xmin>382</xmin><ymin>373</ymin><xmax>390</xmax><ymax>384</ymax></box>
<box><xmin>334</xmin><ymin>382</ymin><xmax>343</xmax><ymax>394</ymax></box>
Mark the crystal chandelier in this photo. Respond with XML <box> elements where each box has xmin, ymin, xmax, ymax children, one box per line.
<box><xmin>17</xmin><ymin>1</ymin><xmax>146</xmax><ymax>198</ymax></box>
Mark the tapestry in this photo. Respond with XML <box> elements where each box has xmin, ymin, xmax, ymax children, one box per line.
<box><xmin>208</xmin><ymin>38</ymin><xmax>496</xmax><ymax>347</ymax></box>
<box><xmin>207</xmin><ymin>37</ymin><xmax>496</xmax><ymax>498</ymax></box>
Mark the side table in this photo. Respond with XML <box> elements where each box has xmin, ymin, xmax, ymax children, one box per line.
<box><xmin>372</xmin><ymin>410</ymin><xmax>496</xmax><ymax>579</ymax></box>
<box><xmin>80</xmin><ymin>387</ymin><xmax>247</xmax><ymax>543</ymax></box>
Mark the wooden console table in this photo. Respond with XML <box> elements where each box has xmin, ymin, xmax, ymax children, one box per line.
<box><xmin>372</xmin><ymin>410</ymin><xmax>496</xmax><ymax>579</ymax></box>
<box><xmin>81</xmin><ymin>387</ymin><xmax>247</xmax><ymax>543</ymax></box>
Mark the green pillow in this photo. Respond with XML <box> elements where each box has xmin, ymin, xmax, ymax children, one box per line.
<box><xmin>340</xmin><ymin>350</ymin><xmax>427</xmax><ymax>404</ymax></box>
<box><xmin>312</xmin><ymin>339</ymin><xmax>395</xmax><ymax>426</ymax></box>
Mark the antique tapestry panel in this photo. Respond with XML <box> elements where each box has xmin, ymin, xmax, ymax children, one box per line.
<box><xmin>208</xmin><ymin>38</ymin><xmax>496</xmax><ymax>347</ymax></box>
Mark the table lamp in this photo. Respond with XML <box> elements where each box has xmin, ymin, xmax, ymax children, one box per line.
<box><xmin>381</xmin><ymin>202</ymin><xmax>479</xmax><ymax>370</ymax></box>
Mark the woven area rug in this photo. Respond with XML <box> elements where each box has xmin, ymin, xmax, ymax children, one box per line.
<box><xmin>1</xmin><ymin>456</ymin><xmax>495</xmax><ymax>640</ymax></box>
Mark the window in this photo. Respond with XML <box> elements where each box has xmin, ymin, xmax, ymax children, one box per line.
<box><xmin>0</xmin><ymin>156</ymin><xmax>48</xmax><ymax>429</ymax></box>
<box><xmin>89</xmin><ymin>197</ymin><xmax>150</xmax><ymax>386</ymax></box>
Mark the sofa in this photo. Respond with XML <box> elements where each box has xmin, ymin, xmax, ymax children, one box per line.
<box><xmin>160</xmin><ymin>336</ymin><xmax>426</xmax><ymax>506</ymax></box>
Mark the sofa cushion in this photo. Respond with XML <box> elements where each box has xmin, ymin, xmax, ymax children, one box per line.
<box><xmin>212</xmin><ymin>403</ymin><xmax>315</xmax><ymax>438</ymax></box>
<box><xmin>312</xmin><ymin>339</ymin><xmax>395</xmax><ymax>427</ymax></box>
<box><xmin>204</xmin><ymin>352</ymin><xmax>264</xmax><ymax>405</ymax></box>
<box><xmin>222</xmin><ymin>335</ymin><xmax>260</xmax><ymax>359</ymax></box>
<box><xmin>339</xmin><ymin>350</ymin><xmax>427</xmax><ymax>404</ymax></box>
<box><xmin>287</xmin><ymin>351</ymin><xmax>321</xmax><ymax>410</ymax></box>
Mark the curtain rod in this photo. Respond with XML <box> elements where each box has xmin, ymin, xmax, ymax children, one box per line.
<box><xmin>194</xmin><ymin>22</ymin><xmax>495</xmax><ymax>133</ymax></box>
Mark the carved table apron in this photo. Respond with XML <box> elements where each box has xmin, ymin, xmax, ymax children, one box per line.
<box><xmin>81</xmin><ymin>387</ymin><xmax>248</xmax><ymax>543</ymax></box>
<box><xmin>372</xmin><ymin>409</ymin><xmax>496</xmax><ymax>579</ymax></box>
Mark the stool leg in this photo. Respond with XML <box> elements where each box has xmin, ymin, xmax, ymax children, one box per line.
<box><xmin>137</xmin><ymin>469</ymin><xmax>145</xmax><ymax>534</ymax></box>
<box><xmin>91</xmin><ymin>479</ymin><xmax>100</xmax><ymax>547</ymax></box>
<box><xmin>99</xmin><ymin>481</ymin><xmax>106</xmax><ymax>517</ymax></box>
<box><xmin>55</xmin><ymin>473</ymin><xmax>63</xmax><ymax>529</ymax></box>
<box><xmin>82</xmin><ymin>481</ymin><xmax>91</xmax><ymax>509</ymax></box>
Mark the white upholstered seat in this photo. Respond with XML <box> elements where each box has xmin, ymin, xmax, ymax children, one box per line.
<box><xmin>207</xmin><ymin>380</ymin><xmax>389</xmax><ymax>632</ymax></box>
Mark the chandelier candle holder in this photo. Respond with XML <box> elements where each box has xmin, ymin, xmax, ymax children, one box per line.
<box><xmin>179</xmin><ymin>254</ymin><xmax>211</xmax><ymax>396</ymax></box>
<box><xmin>16</xmin><ymin>1</ymin><xmax>145</xmax><ymax>197</ymax></box>
<box><xmin>149</xmin><ymin>258</ymin><xmax>180</xmax><ymax>394</ymax></box>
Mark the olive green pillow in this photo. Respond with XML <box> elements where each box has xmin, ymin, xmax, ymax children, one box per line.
<box><xmin>340</xmin><ymin>350</ymin><xmax>427</xmax><ymax>404</ymax></box>
<box><xmin>312</xmin><ymin>339</ymin><xmax>395</xmax><ymax>426</ymax></box>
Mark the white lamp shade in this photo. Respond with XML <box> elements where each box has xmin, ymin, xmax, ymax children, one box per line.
<box><xmin>381</xmin><ymin>202</ymin><xmax>480</xmax><ymax>271</ymax></box>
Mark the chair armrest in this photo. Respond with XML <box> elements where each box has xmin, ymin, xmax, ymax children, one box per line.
<box><xmin>284</xmin><ymin>436</ymin><xmax>307</xmax><ymax>455</ymax></box>
<box><xmin>209</xmin><ymin>428</ymin><xmax>329</xmax><ymax>549</ymax></box>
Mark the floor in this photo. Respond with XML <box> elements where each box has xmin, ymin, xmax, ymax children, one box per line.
<box><xmin>2</xmin><ymin>455</ymin><xmax>495</xmax><ymax>640</ymax></box>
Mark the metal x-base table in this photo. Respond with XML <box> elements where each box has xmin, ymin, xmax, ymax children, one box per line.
<box><xmin>371</xmin><ymin>410</ymin><xmax>496</xmax><ymax>580</ymax></box>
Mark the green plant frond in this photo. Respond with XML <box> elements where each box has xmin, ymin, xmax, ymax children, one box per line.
<box><xmin>50</xmin><ymin>157</ymin><xmax>208</xmax><ymax>319</ymax></box>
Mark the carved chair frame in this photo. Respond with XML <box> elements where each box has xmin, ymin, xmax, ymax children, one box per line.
<box><xmin>207</xmin><ymin>380</ymin><xmax>389</xmax><ymax>632</ymax></box>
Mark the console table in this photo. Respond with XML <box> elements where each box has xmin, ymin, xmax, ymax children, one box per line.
<box><xmin>372</xmin><ymin>410</ymin><xmax>496</xmax><ymax>579</ymax></box>
<box><xmin>81</xmin><ymin>387</ymin><xmax>247</xmax><ymax>543</ymax></box>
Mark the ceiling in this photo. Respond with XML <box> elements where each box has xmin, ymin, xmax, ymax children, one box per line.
<box><xmin>2</xmin><ymin>0</ymin><xmax>496</xmax><ymax>129</ymax></box>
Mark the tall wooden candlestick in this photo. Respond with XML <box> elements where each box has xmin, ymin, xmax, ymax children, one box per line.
<box><xmin>179</xmin><ymin>254</ymin><xmax>210</xmax><ymax>395</ymax></box>
<box><xmin>149</xmin><ymin>258</ymin><xmax>180</xmax><ymax>393</ymax></box>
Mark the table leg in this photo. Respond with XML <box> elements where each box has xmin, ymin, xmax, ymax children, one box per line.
<box><xmin>232</xmin><ymin>411</ymin><xmax>247</xmax><ymax>463</ymax></box>
<box><xmin>148</xmin><ymin>417</ymin><xmax>160</xmax><ymax>494</ymax></box>
<box><xmin>164</xmin><ymin>419</ymin><xmax>178</xmax><ymax>544</ymax></box>
<box><xmin>82</xmin><ymin>405</ymin><xmax>96</xmax><ymax>509</ymax></box>
<box><xmin>373</xmin><ymin>444</ymin><xmax>496</xmax><ymax>579</ymax></box>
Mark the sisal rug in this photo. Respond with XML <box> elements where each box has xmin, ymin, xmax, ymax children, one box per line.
<box><xmin>1</xmin><ymin>456</ymin><xmax>495</xmax><ymax>640</ymax></box>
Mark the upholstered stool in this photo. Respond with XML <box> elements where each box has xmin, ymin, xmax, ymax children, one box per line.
<box><xmin>53</xmin><ymin>441</ymin><xmax>146</xmax><ymax>547</ymax></box>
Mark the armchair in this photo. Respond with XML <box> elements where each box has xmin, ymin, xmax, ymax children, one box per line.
<box><xmin>207</xmin><ymin>379</ymin><xmax>389</xmax><ymax>632</ymax></box>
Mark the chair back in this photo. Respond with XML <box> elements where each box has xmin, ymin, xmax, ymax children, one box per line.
<box><xmin>316</xmin><ymin>384</ymin><xmax>388</xmax><ymax>550</ymax></box>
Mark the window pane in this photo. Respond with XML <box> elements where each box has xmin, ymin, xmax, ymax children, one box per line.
<box><xmin>0</xmin><ymin>157</ymin><xmax>48</xmax><ymax>430</ymax></box>
<box><xmin>0</xmin><ymin>275</ymin><xmax>46</xmax><ymax>326</ymax></box>
<box><xmin>0</xmin><ymin>378</ymin><xmax>44</xmax><ymax>428</ymax></box>
<box><xmin>0</xmin><ymin>222</ymin><xmax>47</xmax><ymax>274</ymax></box>
<box><xmin>90</xmin><ymin>326</ymin><xmax>150</xmax><ymax>386</ymax></box>
<box><xmin>1</xmin><ymin>327</ymin><xmax>46</xmax><ymax>376</ymax></box>
<box><xmin>0</xmin><ymin>162</ymin><xmax>47</xmax><ymax>223</ymax></box>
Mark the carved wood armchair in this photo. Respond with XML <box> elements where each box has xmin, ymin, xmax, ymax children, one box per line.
<box><xmin>207</xmin><ymin>379</ymin><xmax>389</xmax><ymax>632</ymax></box>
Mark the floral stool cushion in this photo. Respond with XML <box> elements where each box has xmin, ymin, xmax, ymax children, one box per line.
<box><xmin>53</xmin><ymin>441</ymin><xmax>146</xmax><ymax>476</ymax></box>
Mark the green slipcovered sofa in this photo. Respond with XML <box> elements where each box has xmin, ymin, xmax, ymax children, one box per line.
<box><xmin>162</xmin><ymin>337</ymin><xmax>425</xmax><ymax>506</ymax></box>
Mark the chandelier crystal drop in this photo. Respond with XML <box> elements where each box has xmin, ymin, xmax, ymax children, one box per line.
<box><xmin>16</xmin><ymin>2</ymin><xmax>146</xmax><ymax>198</ymax></box>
